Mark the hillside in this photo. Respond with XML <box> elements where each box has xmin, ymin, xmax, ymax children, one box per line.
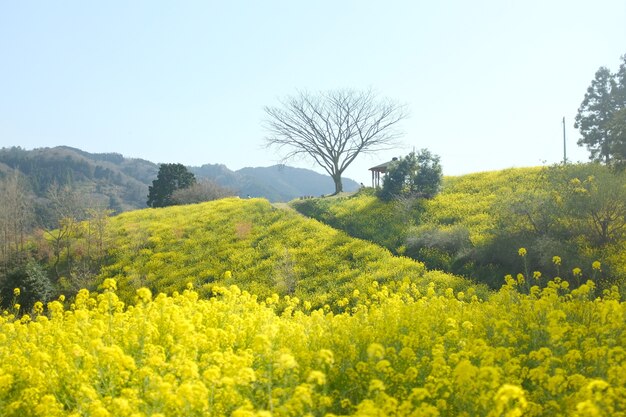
<box><xmin>91</xmin><ymin>198</ymin><xmax>483</xmax><ymax>308</ymax></box>
<box><xmin>291</xmin><ymin>164</ymin><xmax>626</xmax><ymax>289</ymax></box>
<box><xmin>0</xmin><ymin>147</ymin><xmax>360</xmax><ymax>212</ymax></box>
<box><xmin>2</xmin><ymin>196</ymin><xmax>625</xmax><ymax>416</ymax></box>
<box><xmin>0</xmin><ymin>146</ymin><xmax>155</xmax><ymax>211</ymax></box>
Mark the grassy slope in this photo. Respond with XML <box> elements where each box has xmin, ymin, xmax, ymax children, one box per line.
<box><xmin>290</xmin><ymin>166</ymin><xmax>626</xmax><ymax>288</ymax></box>
<box><xmin>421</xmin><ymin>167</ymin><xmax>543</xmax><ymax>244</ymax></box>
<box><xmin>292</xmin><ymin>167</ymin><xmax>542</xmax><ymax>249</ymax></box>
<box><xmin>98</xmin><ymin>198</ymin><xmax>487</xmax><ymax>308</ymax></box>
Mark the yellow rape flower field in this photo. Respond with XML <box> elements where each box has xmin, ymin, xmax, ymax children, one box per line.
<box><xmin>1</xmin><ymin>198</ymin><xmax>625</xmax><ymax>416</ymax></box>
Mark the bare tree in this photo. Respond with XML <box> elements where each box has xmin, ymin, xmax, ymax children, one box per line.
<box><xmin>171</xmin><ymin>179</ymin><xmax>233</xmax><ymax>205</ymax></box>
<box><xmin>264</xmin><ymin>89</ymin><xmax>408</xmax><ymax>194</ymax></box>
<box><xmin>0</xmin><ymin>173</ymin><xmax>34</xmax><ymax>263</ymax></box>
<box><xmin>43</xmin><ymin>183</ymin><xmax>89</xmax><ymax>280</ymax></box>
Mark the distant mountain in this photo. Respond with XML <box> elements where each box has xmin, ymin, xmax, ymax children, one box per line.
<box><xmin>0</xmin><ymin>146</ymin><xmax>360</xmax><ymax>212</ymax></box>
<box><xmin>191</xmin><ymin>164</ymin><xmax>359</xmax><ymax>202</ymax></box>
<box><xmin>237</xmin><ymin>165</ymin><xmax>359</xmax><ymax>200</ymax></box>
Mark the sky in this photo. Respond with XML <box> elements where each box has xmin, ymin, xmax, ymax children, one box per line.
<box><xmin>1</xmin><ymin>1</ymin><xmax>625</xmax><ymax>185</ymax></box>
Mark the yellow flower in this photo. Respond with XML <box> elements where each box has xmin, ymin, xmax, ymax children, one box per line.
<box><xmin>307</xmin><ymin>370</ymin><xmax>326</xmax><ymax>385</ymax></box>
<box><xmin>33</xmin><ymin>301</ymin><xmax>44</xmax><ymax>315</ymax></box>
<box><xmin>369</xmin><ymin>379</ymin><xmax>385</xmax><ymax>392</ymax></box>
<box><xmin>552</xmin><ymin>256</ymin><xmax>561</xmax><ymax>266</ymax></box>
<box><xmin>533</xmin><ymin>271</ymin><xmax>541</xmax><ymax>280</ymax></box>
<box><xmin>367</xmin><ymin>343</ymin><xmax>385</xmax><ymax>360</ymax></box>
<box><xmin>223</xmin><ymin>270</ymin><xmax>232</xmax><ymax>279</ymax></box>
<box><xmin>102</xmin><ymin>278</ymin><xmax>117</xmax><ymax>292</ymax></box>
<box><xmin>572</xmin><ymin>268</ymin><xmax>582</xmax><ymax>277</ymax></box>
<box><xmin>492</xmin><ymin>384</ymin><xmax>527</xmax><ymax>416</ymax></box>
<box><xmin>518</xmin><ymin>248</ymin><xmax>527</xmax><ymax>257</ymax></box>
<box><xmin>592</xmin><ymin>261</ymin><xmax>601</xmax><ymax>271</ymax></box>
<box><xmin>13</xmin><ymin>288</ymin><xmax>20</xmax><ymax>297</ymax></box>
<box><xmin>504</xmin><ymin>274</ymin><xmax>516</xmax><ymax>286</ymax></box>
<box><xmin>136</xmin><ymin>287</ymin><xmax>152</xmax><ymax>303</ymax></box>
<box><xmin>276</xmin><ymin>352</ymin><xmax>298</xmax><ymax>370</ymax></box>
<box><xmin>318</xmin><ymin>349</ymin><xmax>335</xmax><ymax>366</ymax></box>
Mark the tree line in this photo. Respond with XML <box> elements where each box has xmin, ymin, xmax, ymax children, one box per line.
<box><xmin>0</xmin><ymin>174</ymin><xmax>113</xmax><ymax>309</ymax></box>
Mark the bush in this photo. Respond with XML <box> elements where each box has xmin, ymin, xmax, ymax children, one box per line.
<box><xmin>171</xmin><ymin>179</ymin><xmax>233</xmax><ymax>205</ymax></box>
<box><xmin>0</xmin><ymin>259</ymin><xmax>53</xmax><ymax>310</ymax></box>
<box><xmin>378</xmin><ymin>149</ymin><xmax>442</xmax><ymax>201</ymax></box>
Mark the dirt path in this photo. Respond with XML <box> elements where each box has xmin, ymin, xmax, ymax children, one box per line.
<box><xmin>271</xmin><ymin>202</ymin><xmax>301</xmax><ymax>213</ymax></box>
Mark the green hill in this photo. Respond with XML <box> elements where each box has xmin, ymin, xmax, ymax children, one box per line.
<box><xmin>291</xmin><ymin>164</ymin><xmax>626</xmax><ymax>289</ymax></box>
<box><xmin>93</xmin><ymin>198</ymin><xmax>485</xmax><ymax>308</ymax></box>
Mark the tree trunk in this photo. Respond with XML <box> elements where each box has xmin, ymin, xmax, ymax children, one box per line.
<box><xmin>331</xmin><ymin>174</ymin><xmax>343</xmax><ymax>195</ymax></box>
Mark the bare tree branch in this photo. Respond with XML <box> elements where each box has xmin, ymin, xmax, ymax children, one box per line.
<box><xmin>263</xmin><ymin>89</ymin><xmax>408</xmax><ymax>194</ymax></box>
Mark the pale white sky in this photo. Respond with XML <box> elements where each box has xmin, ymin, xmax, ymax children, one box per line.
<box><xmin>1</xmin><ymin>1</ymin><xmax>625</xmax><ymax>184</ymax></box>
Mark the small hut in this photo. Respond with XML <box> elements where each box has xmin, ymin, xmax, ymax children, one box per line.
<box><xmin>368</xmin><ymin>157</ymin><xmax>398</xmax><ymax>188</ymax></box>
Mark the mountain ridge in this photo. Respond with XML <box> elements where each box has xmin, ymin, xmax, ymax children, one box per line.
<box><xmin>0</xmin><ymin>146</ymin><xmax>360</xmax><ymax>210</ymax></box>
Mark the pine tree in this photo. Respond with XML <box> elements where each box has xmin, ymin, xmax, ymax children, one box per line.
<box><xmin>147</xmin><ymin>163</ymin><xmax>196</xmax><ymax>208</ymax></box>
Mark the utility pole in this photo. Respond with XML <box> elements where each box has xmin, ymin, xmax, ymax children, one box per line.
<box><xmin>562</xmin><ymin>116</ymin><xmax>567</xmax><ymax>164</ymax></box>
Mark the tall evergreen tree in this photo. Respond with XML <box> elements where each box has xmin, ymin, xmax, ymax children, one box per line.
<box><xmin>147</xmin><ymin>163</ymin><xmax>196</xmax><ymax>208</ymax></box>
<box><xmin>575</xmin><ymin>54</ymin><xmax>626</xmax><ymax>164</ymax></box>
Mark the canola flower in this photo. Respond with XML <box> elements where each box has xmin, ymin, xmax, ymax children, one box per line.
<box><xmin>0</xmin><ymin>276</ymin><xmax>623</xmax><ymax>416</ymax></box>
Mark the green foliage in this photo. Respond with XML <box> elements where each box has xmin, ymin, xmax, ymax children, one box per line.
<box><xmin>146</xmin><ymin>163</ymin><xmax>196</xmax><ymax>208</ymax></box>
<box><xmin>609</xmin><ymin>107</ymin><xmax>626</xmax><ymax>170</ymax></box>
<box><xmin>575</xmin><ymin>53</ymin><xmax>626</xmax><ymax>165</ymax></box>
<box><xmin>413</xmin><ymin>149</ymin><xmax>443</xmax><ymax>198</ymax></box>
<box><xmin>404</xmin><ymin>224</ymin><xmax>472</xmax><ymax>271</ymax></box>
<box><xmin>378</xmin><ymin>149</ymin><xmax>442</xmax><ymax>201</ymax></box>
<box><xmin>291</xmin><ymin>190</ymin><xmax>418</xmax><ymax>252</ymax></box>
<box><xmin>0</xmin><ymin>259</ymin><xmax>53</xmax><ymax>310</ymax></box>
